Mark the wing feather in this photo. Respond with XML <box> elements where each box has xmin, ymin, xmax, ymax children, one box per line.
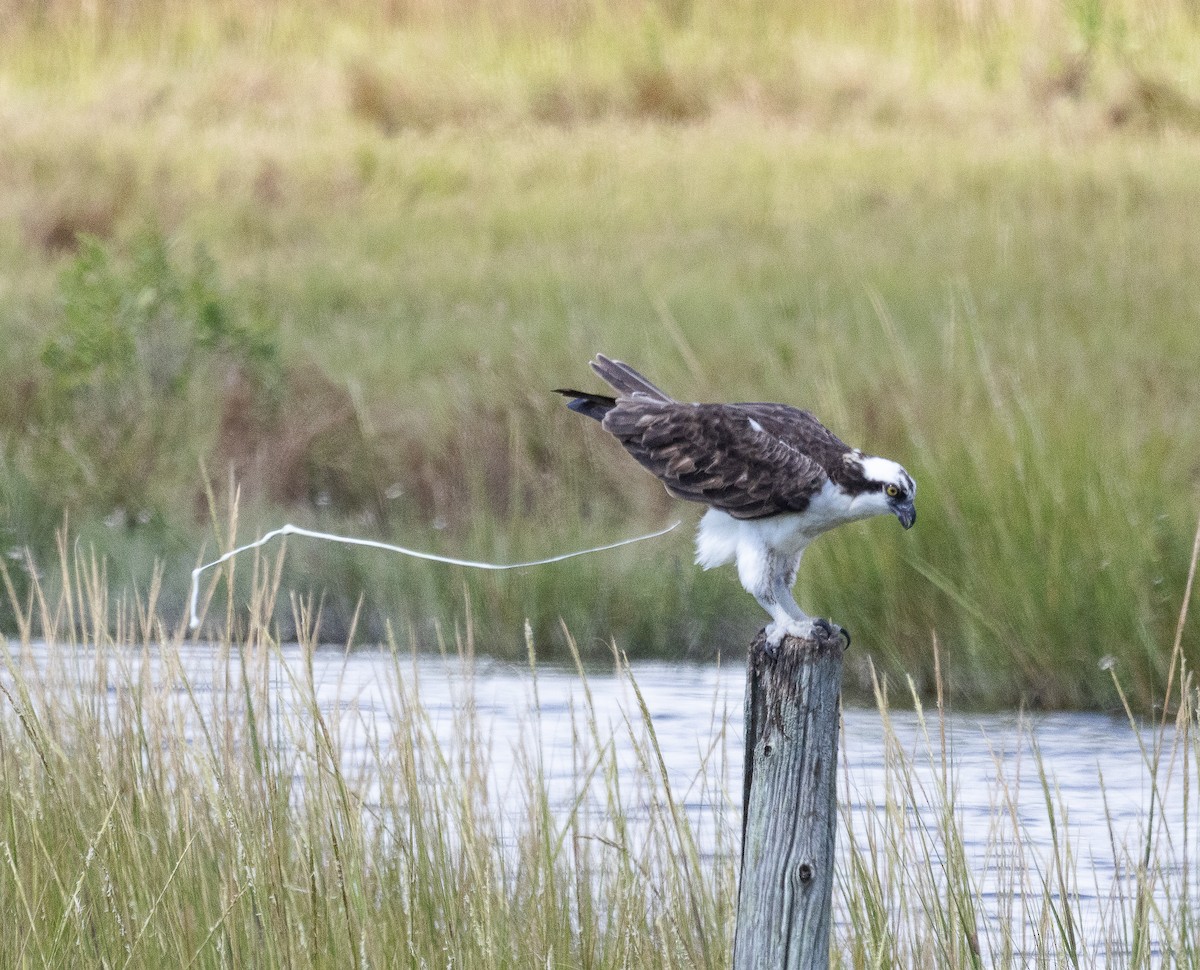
<box><xmin>590</xmin><ymin>354</ymin><xmax>673</xmax><ymax>402</ymax></box>
<box><xmin>601</xmin><ymin>400</ymin><xmax>837</xmax><ymax>519</ymax></box>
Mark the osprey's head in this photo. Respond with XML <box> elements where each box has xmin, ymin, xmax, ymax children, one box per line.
<box><xmin>849</xmin><ymin>455</ymin><xmax>917</xmax><ymax>529</ymax></box>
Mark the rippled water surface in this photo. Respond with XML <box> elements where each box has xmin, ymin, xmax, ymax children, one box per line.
<box><xmin>8</xmin><ymin>642</ymin><xmax>1196</xmax><ymax>961</ymax></box>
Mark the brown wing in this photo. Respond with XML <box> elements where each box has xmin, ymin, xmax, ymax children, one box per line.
<box><xmin>600</xmin><ymin>400</ymin><xmax>835</xmax><ymax>519</ymax></box>
<box><xmin>732</xmin><ymin>402</ymin><xmax>855</xmax><ymax>472</ymax></box>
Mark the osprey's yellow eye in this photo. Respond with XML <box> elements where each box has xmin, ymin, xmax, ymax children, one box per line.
<box><xmin>885</xmin><ymin>484</ymin><xmax>900</xmax><ymax>498</ymax></box>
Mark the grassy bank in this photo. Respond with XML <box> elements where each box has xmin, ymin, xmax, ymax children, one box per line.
<box><xmin>3</xmin><ymin>552</ymin><xmax>1200</xmax><ymax>966</ymax></box>
<box><xmin>1</xmin><ymin>0</ymin><xmax>1199</xmax><ymax>708</ymax></box>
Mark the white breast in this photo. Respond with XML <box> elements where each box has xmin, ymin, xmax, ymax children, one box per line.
<box><xmin>694</xmin><ymin>508</ymin><xmax>812</xmax><ymax>569</ymax></box>
<box><xmin>694</xmin><ymin>479</ymin><xmax>884</xmax><ymax>571</ymax></box>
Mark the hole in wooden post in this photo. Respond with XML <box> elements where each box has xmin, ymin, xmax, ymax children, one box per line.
<box><xmin>762</xmin><ymin>743</ymin><xmax>773</xmax><ymax>757</ymax></box>
<box><xmin>798</xmin><ymin>863</ymin><xmax>813</xmax><ymax>884</ymax></box>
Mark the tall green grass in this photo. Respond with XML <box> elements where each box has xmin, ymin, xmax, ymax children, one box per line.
<box><xmin>7</xmin><ymin>130</ymin><xmax>1198</xmax><ymax>708</ymax></box>
<box><xmin>3</xmin><ymin>538</ymin><xmax>1200</xmax><ymax>966</ymax></box>
<box><xmin>0</xmin><ymin>550</ymin><xmax>738</xmax><ymax>968</ymax></box>
<box><xmin>1</xmin><ymin>0</ymin><xmax>1199</xmax><ymax>707</ymax></box>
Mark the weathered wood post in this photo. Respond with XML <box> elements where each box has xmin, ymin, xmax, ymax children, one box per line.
<box><xmin>733</xmin><ymin>629</ymin><xmax>845</xmax><ymax>970</ymax></box>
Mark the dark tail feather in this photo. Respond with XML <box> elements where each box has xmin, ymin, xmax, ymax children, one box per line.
<box><xmin>590</xmin><ymin>354</ymin><xmax>672</xmax><ymax>402</ymax></box>
<box><xmin>553</xmin><ymin>388</ymin><xmax>617</xmax><ymax>422</ymax></box>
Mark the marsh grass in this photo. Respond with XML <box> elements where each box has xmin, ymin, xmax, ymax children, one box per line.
<box><xmin>3</xmin><ymin>538</ymin><xmax>1200</xmax><ymax>966</ymax></box>
<box><xmin>0</xmin><ymin>0</ymin><xmax>1199</xmax><ymax>707</ymax></box>
<box><xmin>0</xmin><ymin>547</ymin><xmax>739</xmax><ymax>968</ymax></box>
<box><xmin>839</xmin><ymin>531</ymin><xmax>1200</xmax><ymax>967</ymax></box>
<box><xmin>2</xmin><ymin>127</ymin><xmax>1197</xmax><ymax>707</ymax></box>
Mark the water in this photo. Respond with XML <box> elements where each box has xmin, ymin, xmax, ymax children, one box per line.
<box><xmin>6</xmin><ymin>641</ymin><xmax>1196</xmax><ymax>961</ymax></box>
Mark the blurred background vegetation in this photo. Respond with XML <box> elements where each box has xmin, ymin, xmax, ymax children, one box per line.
<box><xmin>0</xmin><ymin>0</ymin><xmax>1198</xmax><ymax>708</ymax></box>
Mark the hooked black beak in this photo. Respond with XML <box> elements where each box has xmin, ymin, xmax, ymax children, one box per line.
<box><xmin>894</xmin><ymin>500</ymin><xmax>916</xmax><ymax>530</ymax></box>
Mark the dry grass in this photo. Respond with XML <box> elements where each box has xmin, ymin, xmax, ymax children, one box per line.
<box><xmin>3</xmin><ymin>0</ymin><xmax>1199</xmax><ymax>132</ymax></box>
<box><xmin>0</xmin><ymin>539</ymin><xmax>738</xmax><ymax>969</ymax></box>
<box><xmin>2</xmin><ymin>536</ymin><xmax>1200</xmax><ymax>966</ymax></box>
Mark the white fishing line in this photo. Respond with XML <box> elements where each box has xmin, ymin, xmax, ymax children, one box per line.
<box><xmin>188</xmin><ymin>520</ymin><xmax>681</xmax><ymax>630</ymax></box>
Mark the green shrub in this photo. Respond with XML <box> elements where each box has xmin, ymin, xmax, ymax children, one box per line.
<box><xmin>29</xmin><ymin>231</ymin><xmax>282</xmax><ymax>523</ymax></box>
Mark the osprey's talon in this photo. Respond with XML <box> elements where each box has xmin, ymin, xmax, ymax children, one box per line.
<box><xmin>810</xmin><ymin>617</ymin><xmax>851</xmax><ymax>648</ymax></box>
<box><xmin>761</xmin><ymin>622</ymin><xmax>789</xmax><ymax>658</ymax></box>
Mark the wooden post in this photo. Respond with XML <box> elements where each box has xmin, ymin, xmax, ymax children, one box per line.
<box><xmin>733</xmin><ymin>629</ymin><xmax>845</xmax><ymax>970</ymax></box>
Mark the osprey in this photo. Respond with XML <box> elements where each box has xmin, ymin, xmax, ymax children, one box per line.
<box><xmin>556</xmin><ymin>354</ymin><xmax>916</xmax><ymax>649</ymax></box>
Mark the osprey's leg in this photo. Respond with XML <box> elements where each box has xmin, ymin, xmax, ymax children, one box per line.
<box><xmin>744</xmin><ymin>551</ymin><xmax>848</xmax><ymax>654</ymax></box>
<box><xmin>743</xmin><ymin>551</ymin><xmax>817</xmax><ymax>650</ymax></box>
<box><xmin>760</xmin><ymin>585</ymin><xmax>822</xmax><ymax>651</ymax></box>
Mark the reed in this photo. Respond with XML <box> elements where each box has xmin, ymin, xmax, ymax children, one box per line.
<box><xmin>0</xmin><ymin>546</ymin><xmax>738</xmax><ymax>968</ymax></box>
<box><xmin>2</xmin><ymin>540</ymin><xmax>1199</xmax><ymax>967</ymax></box>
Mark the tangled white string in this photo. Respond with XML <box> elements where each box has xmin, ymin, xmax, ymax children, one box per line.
<box><xmin>188</xmin><ymin>520</ymin><xmax>681</xmax><ymax>630</ymax></box>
